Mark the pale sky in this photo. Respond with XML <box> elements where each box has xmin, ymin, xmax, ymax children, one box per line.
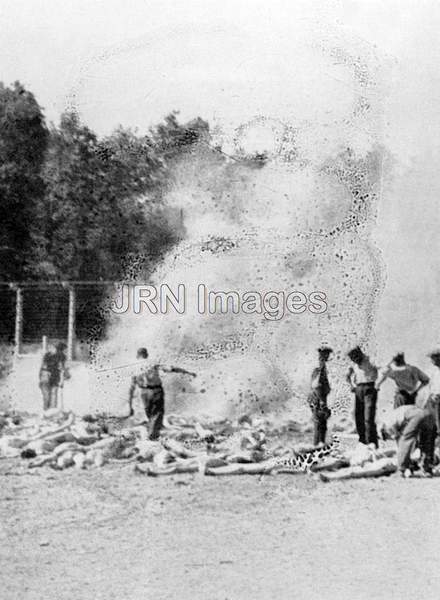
<box><xmin>2</xmin><ymin>0</ymin><xmax>440</xmax><ymax>363</ymax></box>
<box><xmin>0</xmin><ymin>0</ymin><xmax>438</xmax><ymax>143</ymax></box>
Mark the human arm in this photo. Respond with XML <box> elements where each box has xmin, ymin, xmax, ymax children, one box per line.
<box><xmin>128</xmin><ymin>376</ymin><xmax>136</xmax><ymax>416</ymax></box>
<box><xmin>415</xmin><ymin>367</ymin><xmax>430</xmax><ymax>393</ymax></box>
<box><xmin>310</xmin><ymin>367</ymin><xmax>321</xmax><ymax>390</ymax></box>
<box><xmin>160</xmin><ymin>365</ymin><xmax>197</xmax><ymax>378</ymax></box>
<box><xmin>346</xmin><ymin>366</ymin><xmax>355</xmax><ymax>392</ymax></box>
<box><xmin>39</xmin><ymin>352</ymin><xmax>50</xmax><ymax>380</ymax></box>
<box><xmin>379</xmin><ymin>418</ymin><xmax>396</xmax><ymax>442</ymax></box>
<box><xmin>62</xmin><ymin>357</ymin><xmax>71</xmax><ymax>382</ymax></box>
<box><xmin>380</xmin><ymin>406</ymin><xmax>406</xmax><ymax>441</ymax></box>
<box><xmin>375</xmin><ymin>366</ymin><xmax>391</xmax><ymax>391</ymax></box>
<box><xmin>380</xmin><ymin>424</ymin><xmax>391</xmax><ymax>442</ymax></box>
<box><xmin>56</xmin><ymin>353</ymin><xmax>69</xmax><ymax>388</ymax></box>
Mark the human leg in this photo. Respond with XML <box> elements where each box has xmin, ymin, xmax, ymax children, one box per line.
<box><xmin>397</xmin><ymin>410</ymin><xmax>425</xmax><ymax>472</ymax></box>
<box><xmin>142</xmin><ymin>387</ymin><xmax>165</xmax><ymax>440</ymax></box>
<box><xmin>364</xmin><ymin>386</ymin><xmax>378</xmax><ymax>447</ymax></box>
<box><xmin>40</xmin><ymin>382</ymin><xmax>51</xmax><ymax>411</ymax></box>
<box><xmin>354</xmin><ymin>387</ymin><xmax>366</xmax><ymax>444</ymax></box>
<box><xmin>419</xmin><ymin>412</ymin><xmax>437</xmax><ymax>473</ymax></box>
<box><xmin>49</xmin><ymin>386</ymin><xmax>58</xmax><ymax>409</ymax></box>
<box><xmin>317</xmin><ymin>413</ymin><xmax>328</xmax><ymax>445</ymax></box>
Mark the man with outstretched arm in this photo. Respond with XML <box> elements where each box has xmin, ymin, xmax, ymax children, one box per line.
<box><xmin>375</xmin><ymin>352</ymin><xmax>429</xmax><ymax>408</ymax></box>
<box><xmin>128</xmin><ymin>347</ymin><xmax>196</xmax><ymax>440</ymax></box>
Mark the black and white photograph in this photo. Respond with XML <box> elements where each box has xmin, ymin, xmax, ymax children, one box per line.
<box><xmin>1</xmin><ymin>1</ymin><xmax>440</xmax><ymax>598</ymax></box>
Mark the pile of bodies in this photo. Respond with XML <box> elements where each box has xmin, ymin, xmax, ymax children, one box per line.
<box><xmin>0</xmin><ymin>410</ymin><xmax>419</xmax><ymax>480</ymax></box>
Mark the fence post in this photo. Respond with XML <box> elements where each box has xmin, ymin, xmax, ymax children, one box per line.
<box><xmin>42</xmin><ymin>335</ymin><xmax>47</xmax><ymax>354</ymax></box>
<box><xmin>9</xmin><ymin>284</ymin><xmax>23</xmax><ymax>357</ymax></box>
<box><xmin>66</xmin><ymin>284</ymin><xmax>76</xmax><ymax>361</ymax></box>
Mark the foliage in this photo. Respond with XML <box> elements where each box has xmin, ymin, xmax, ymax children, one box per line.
<box><xmin>0</xmin><ymin>82</ymin><xmax>210</xmax><ymax>342</ymax></box>
<box><xmin>0</xmin><ymin>82</ymin><xmax>48</xmax><ymax>279</ymax></box>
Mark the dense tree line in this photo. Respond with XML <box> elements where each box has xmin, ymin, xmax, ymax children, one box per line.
<box><xmin>0</xmin><ymin>82</ymin><xmax>209</xmax><ymax>281</ymax></box>
<box><xmin>0</xmin><ymin>81</ymin><xmax>209</xmax><ymax>343</ymax></box>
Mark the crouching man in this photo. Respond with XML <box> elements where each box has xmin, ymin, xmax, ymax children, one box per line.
<box><xmin>308</xmin><ymin>346</ymin><xmax>333</xmax><ymax>445</ymax></box>
<box><xmin>128</xmin><ymin>347</ymin><xmax>196</xmax><ymax>440</ymax></box>
<box><xmin>380</xmin><ymin>405</ymin><xmax>437</xmax><ymax>477</ymax></box>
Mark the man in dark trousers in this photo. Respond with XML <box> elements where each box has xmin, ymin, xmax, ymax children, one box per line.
<box><xmin>426</xmin><ymin>348</ymin><xmax>440</xmax><ymax>431</ymax></box>
<box><xmin>308</xmin><ymin>346</ymin><xmax>333</xmax><ymax>445</ymax></box>
<box><xmin>39</xmin><ymin>342</ymin><xmax>68</xmax><ymax>411</ymax></box>
<box><xmin>380</xmin><ymin>405</ymin><xmax>437</xmax><ymax>477</ymax></box>
<box><xmin>128</xmin><ymin>347</ymin><xmax>196</xmax><ymax>440</ymax></box>
<box><xmin>375</xmin><ymin>352</ymin><xmax>429</xmax><ymax>408</ymax></box>
<box><xmin>346</xmin><ymin>346</ymin><xmax>379</xmax><ymax>447</ymax></box>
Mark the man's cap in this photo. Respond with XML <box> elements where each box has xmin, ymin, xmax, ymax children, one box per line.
<box><xmin>137</xmin><ymin>347</ymin><xmax>148</xmax><ymax>357</ymax></box>
<box><xmin>392</xmin><ymin>352</ymin><xmax>405</xmax><ymax>361</ymax></box>
<box><xmin>318</xmin><ymin>346</ymin><xmax>333</xmax><ymax>355</ymax></box>
<box><xmin>347</xmin><ymin>346</ymin><xmax>364</xmax><ymax>360</ymax></box>
<box><xmin>428</xmin><ymin>348</ymin><xmax>440</xmax><ymax>358</ymax></box>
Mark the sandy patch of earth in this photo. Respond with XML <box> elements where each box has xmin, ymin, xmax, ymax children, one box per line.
<box><xmin>1</xmin><ymin>459</ymin><xmax>439</xmax><ymax>600</ymax></box>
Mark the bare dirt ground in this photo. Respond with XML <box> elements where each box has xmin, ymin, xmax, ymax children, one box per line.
<box><xmin>1</xmin><ymin>459</ymin><xmax>440</xmax><ymax>600</ymax></box>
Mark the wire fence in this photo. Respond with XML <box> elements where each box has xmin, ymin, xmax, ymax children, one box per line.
<box><xmin>0</xmin><ymin>283</ymin><xmax>114</xmax><ymax>358</ymax></box>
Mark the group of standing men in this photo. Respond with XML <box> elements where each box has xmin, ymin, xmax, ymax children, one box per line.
<box><xmin>38</xmin><ymin>339</ymin><xmax>440</xmax><ymax>477</ymax></box>
<box><xmin>309</xmin><ymin>345</ymin><xmax>440</xmax><ymax>476</ymax></box>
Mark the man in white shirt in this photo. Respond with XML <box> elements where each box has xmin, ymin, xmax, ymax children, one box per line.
<box><xmin>375</xmin><ymin>352</ymin><xmax>429</xmax><ymax>408</ymax></box>
<box><xmin>380</xmin><ymin>404</ymin><xmax>436</xmax><ymax>477</ymax></box>
<box><xmin>426</xmin><ymin>348</ymin><xmax>440</xmax><ymax>432</ymax></box>
<box><xmin>346</xmin><ymin>346</ymin><xmax>379</xmax><ymax>447</ymax></box>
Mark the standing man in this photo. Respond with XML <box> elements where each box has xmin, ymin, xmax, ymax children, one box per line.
<box><xmin>375</xmin><ymin>352</ymin><xmax>429</xmax><ymax>408</ymax></box>
<box><xmin>426</xmin><ymin>348</ymin><xmax>440</xmax><ymax>432</ymax></box>
<box><xmin>308</xmin><ymin>346</ymin><xmax>333</xmax><ymax>445</ymax></box>
<box><xmin>380</xmin><ymin>405</ymin><xmax>436</xmax><ymax>477</ymax></box>
<box><xmin>128</xmin><ymin>347</ymin><xmax>197</xmax><ymax>440</ymax></box>
<box><xmin>39</xmin><ymin>342</ymin><xmax>68</xmax><ymax>411</ymax></box>
<box><xmin>346</xmin><ymin>346</ymin><xmax>379</xmax><ymax>447</ymax></box>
